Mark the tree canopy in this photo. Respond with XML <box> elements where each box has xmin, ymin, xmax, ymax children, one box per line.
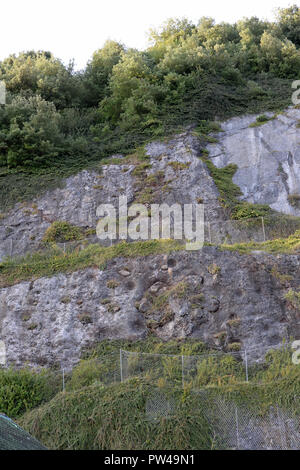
<box><xmin>0</xmin><ymin>6</ymin><xmax>299</xmax><ymax>170</ymax></box>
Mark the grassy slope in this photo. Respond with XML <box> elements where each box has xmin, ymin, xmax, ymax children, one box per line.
<box><xmin>18</xmin><ymin>342</ymin><xmax>300</xmax><ymax>450</ymax></box>
<box><xmin>19</xmin><ymin>379</ymin><xmax>215</xmax><ymax>450</ymax></box>
<box><xmin>0</xmin><ymin>239</ymin><xmax>184</xmax><ymax>287</ymax></box>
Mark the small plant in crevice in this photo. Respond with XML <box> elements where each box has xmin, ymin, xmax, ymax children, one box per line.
<box><xmin>43</xmin><ymin>221</ymin><xmax>84</xmax><ymax>243</ymax></box>
<box><xmin>288</xmin><ymin>194</ymin><xmax>300</xmax><ymax>208</ymax></box>
<box><xmin>200</xmin><ymin>156</ymin><xmax>271</xmax><ymax>220</ymax></box>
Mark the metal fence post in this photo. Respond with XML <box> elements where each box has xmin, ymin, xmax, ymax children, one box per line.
<box><xmin>181</xmin><ymin>355</ymin><xmax>184</xmax><ymax>389</ymax></box>
<box><xmin>261</xmin><ymin>217</ymin><xmax>266</xmax><ymax>242</ymax></box>
<box><xmin>120</xmin><ymin>349</ymin><xmax>123</xmax><ymax>383</ymax></box>
<box><xmin>208</xmin><ymin>222</ymin><xmax>212</xmax><ymax>244</ymax></box>
<box><xmin>62</xmin><ymin>368</ymin><xmax>65</xmax><ymax>392</ymax></box>
<box><xmin>244</xmin><ymin>349</ymin><xmax>249</xmax><ymax>382</ymax></box>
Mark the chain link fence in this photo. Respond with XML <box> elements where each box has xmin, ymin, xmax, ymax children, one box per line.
<box><xmin>1</xmin><ymin>212</ymin><xmax>300</xmax><ymax>261</ymax></box>
<box><xmin>119</xmin><ymin>344</ymin><xmax>289</xmax><ymax>389</ymax></box>
<box><xmin>0</xmin><ymin>414</ymin><xmax>46</xmax><ymax>450</ymax></box>
<box><xmin>205</xmin><ymin>213</ymin><xmax>300</xmax><ymax>245</ymax></box>
<box><xmin>1</xmin><ymin>344</ymin><xmax>299</xmax><ymax>449</ymax></box>
<box><xmin>196</xmin><ymin>394</ymin><xmax>300</xmax><ymax>450</ymax></box>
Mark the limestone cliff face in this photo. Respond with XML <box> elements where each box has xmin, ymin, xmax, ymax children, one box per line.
<box><xmin>0</xmin><ymin>132</ymin><xmax>224</xmax><ymax>261</ymax></box>
<box><xmin>0</xmin><ymin>109</ymin><xmax>299</xmax><ymax>369</ymax></box>
<box><xmin>1</xmin><ymin>107</ymin><xmax>300</xmax><ymax>261</ymax></box>
<box><xmin>206</xmin><ymin>107</ymin><xmax>300</xmax><ymax>215</ymax></box>
<box><xmin>0</xmin><ymin>247</ymin><xmax>299</xmax><ymax>369</ymax></box>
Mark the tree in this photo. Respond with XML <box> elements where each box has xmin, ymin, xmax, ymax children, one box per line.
<box><xmin>237</xmin><ymin>17</ymin><xmax>269</xmax><ymax>48</ymax></box>
<box><xmin>277</xmin><ymin>5</ymin><xmax>300</xmax><ymax>46</ymax></box>
<box><xmin>0</xmin><ymin>51</ymin><xmax>80</xmax><ymax>108</ymax></box>
<box><xmin>0</xmin><ymin>95</ymin><xmax>63</xmax><ymax>168</ymax></box>
<box><xmin>82</xmin><ymin>41</ymin><xmax>124</xmax><ymax>106</ymax></box>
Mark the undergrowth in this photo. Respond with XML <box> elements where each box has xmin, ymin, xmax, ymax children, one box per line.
<box><xmin>15</xmin><ymin>342</ymin><xmax>300</xmax><ymax>450</ymax></box>
<box><xmin>0</xmin><ymin>239</ymin><xmax>183</xmax><ymax>287</ymax></box>
<box><xmin>220</xmin><ymin>229</ymin><xmax>300</xmax><ymax>254</ymax></box>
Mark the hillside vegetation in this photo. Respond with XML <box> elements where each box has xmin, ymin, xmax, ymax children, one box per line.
<box><xmin>0</xmin><ymin>7</ymin><xmax>300</xmax><ymax>450</ymax></box>
<box><xmin>9</xmin><ymin>338</ymin><xmax>300</xmax><ymax>450</ymax></box>
<box><xmin>0</xmin><ymin>6</ymin><xmax>299</xmax><ymax>208</ymax></box>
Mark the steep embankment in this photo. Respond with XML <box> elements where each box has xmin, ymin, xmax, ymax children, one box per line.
<box><xmin>0</xmin><ymin>246</ymin><xmax>299</xmax><ymax>369</ymax></box>
<box><xmin>0</xmin><ymin>109</ymin><xmax>299</xmax><ymax>369</ymax></box>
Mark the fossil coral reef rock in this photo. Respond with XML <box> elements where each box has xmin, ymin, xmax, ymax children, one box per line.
<box><xmin>0</xmin><ymin>247</ymin><xmax>299</xmax><ymax>369</ymax></box>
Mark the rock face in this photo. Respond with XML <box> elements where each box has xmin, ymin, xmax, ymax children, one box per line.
<box><xmin>0</xmin><ymin>132</ymin><xmax>224</xmax><ymax>261</ymax></box>
<box><xmin>206</xmin><ymin>107</ymin><xmax>300</xmax><ymax>215</ymax></box>
<box><xmin>1</xmin><ymin>108</ymin><xmax>300</xmax><ymax>262</ymax></box>
<box><xmin>0</xmin><ymin>247</ymin><xmax>299</xmax><ymax>369</ymax></box>
<box><xmin>0</xmin><ymin>109</ymin><xmax>300</xmax><ymax>369</ymax></box>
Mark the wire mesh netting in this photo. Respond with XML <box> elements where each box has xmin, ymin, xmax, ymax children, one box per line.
<box><xmin>117</xmin><ymin>346</ymin><xmax>300</xmax><ymax>449</ymax></box>
<box><xmin>0</xmin><ymin>414</ymin><xmax>47</xmax><ymax>450</ymax></box>
<box><xmin>0</xmin><ymin>345</ymin><xmax>299</xmax><ymax>450</ymax></box>
<box><xmin>1</xmin><ymin>213</ymin><xmax>300</xmax><ymax>261</ymax></box>
<box><xmin>145</xmin><ymin>389</ymin><xmax>176</xmax><ymax>422</ymax></box>
<box><xmin>119</xmin><ymin>344</ymin><xmax>289</xmax><ymax>389</ymax></box>
<box><xmin>206</xmin><ymin>214</ymin><xmax>300</xmax><ymax>245</ymax></box>
<box><xmin>196</xmin><ymin>393</ymin><xmax>300</xmax><ymax>450</ymax></box>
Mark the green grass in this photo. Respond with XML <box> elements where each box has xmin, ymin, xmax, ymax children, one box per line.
<box><xmin>16</xmin><ymin>342</ymin><xmax>300</xmax><ymax>450</ymax></box>
<box><xmin>220</xmin><ymin>230</ymin><xmax>300</xmax><ymax>254</ymax></box>
<box><xmin>19</xmin><ymin>379</ymin><xmax>215</xmax><ymax>450</ymax></box>
<box><xmin>0</xmin><ymin>239</ymin><xmax>184</xmax><ymax>287</ymax></box>
<box><xmin>249</xmin><ymin>114</ymin><xmax>275</xmax><ymax>128</ymax></box>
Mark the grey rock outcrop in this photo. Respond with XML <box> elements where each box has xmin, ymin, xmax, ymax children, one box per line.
<box><xmin>0</xmin><ymin>247</ymin><xmax>299</xmax><ymax>369</ymax></box>
<box><xmin>1</xmin><ymin>108</ymin><xmax>300</xmax><ymax>262</ymax></box>
<box><xmin>206</xmin><ymin>107</ymin><xmax>300</xmax><ymax>215</ymax></box>
<box><xmin>0</xmin><ymin>132</ymin><xmax>224</xmax><ymax>261</ymax></box>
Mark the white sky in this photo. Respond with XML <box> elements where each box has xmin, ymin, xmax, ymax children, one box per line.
<box><xmin>0</xmin><ymin>0</ymin><xmax>297</xmax><ymax>70</ymax></box>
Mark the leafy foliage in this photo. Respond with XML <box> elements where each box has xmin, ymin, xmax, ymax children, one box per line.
<box><xmin>0</xmin><ymin>368</ymin><xmax>59</xmax><ymax>418</ymax></box>
<box><xmin>0</xmin><ymin>7</ymin><xmax>298</xmax><ymax>208</ymax></box>
<box><xmin>42</xmin><ymin>221</ymin><xmax>84</xmax><ymax>243</ymax></box>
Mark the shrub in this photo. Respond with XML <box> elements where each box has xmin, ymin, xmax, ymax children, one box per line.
<box><xmin>0</xmin><ymin>368</ymin><xmax>59</xmax><ymax>418</ymax></box>
<box><xmin>43</xmin><ymin>221</ymin><xmax>83</xmax><ymax>243</ymax></box>
<box><xmin>249</xmin><ymin>114</ymin><xmax>273</xmax><ymax>127</ymax></box>
<box><xmin>227</xmin><ymin>342</ymin><xmax>241</xmax><ymax>352</ymax></box>
<box><xmin>284</xmin><ymin>289</ymin><xmax>300</xmax><ymax>310</ymax></box>
<box><xmin>106</xmin><ymin>279</ymin><xmax>120</xmax><ymax>289</ymax></box>
<box><xmin>256</xmin><ymin>114</ymin><xmax>269</xmax><ymax>122</ymax></box>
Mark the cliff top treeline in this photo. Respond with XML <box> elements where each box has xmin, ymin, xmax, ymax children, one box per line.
<box><xmin>0</xmin><ymin>5</ymin><xmax>299</xmax><ymax>207</ymax></box>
